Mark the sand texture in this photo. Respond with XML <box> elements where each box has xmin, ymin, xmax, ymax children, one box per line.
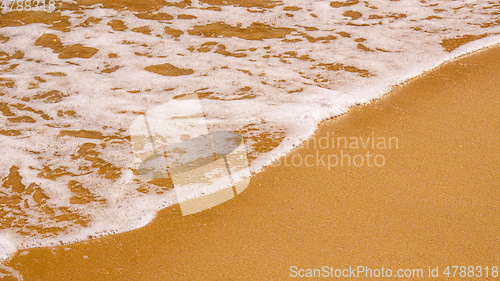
<box><xmin>5</xmin><ymin>44</ymin><xmax>499</xmax><ymax>280</ymax></box>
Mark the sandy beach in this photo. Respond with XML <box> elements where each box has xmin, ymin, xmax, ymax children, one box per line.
<box><xmin>4</xmin><ymin>43</ymin><xmax>499</xmax><ymax>280</ymax></box>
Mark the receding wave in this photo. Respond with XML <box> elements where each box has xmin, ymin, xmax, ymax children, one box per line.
<box><xmin>0</xmin><ymin>0</ymin><xmax>499</xmax><ymax>261</ymax></box>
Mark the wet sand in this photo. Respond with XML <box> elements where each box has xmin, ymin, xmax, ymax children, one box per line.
<box><xmin>6</xmin><ymin>46</ymin><xmax>500</xmax><ymax>280</ymax></box>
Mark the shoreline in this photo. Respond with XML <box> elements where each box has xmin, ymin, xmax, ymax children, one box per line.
<box><xmin>246</xmin><ymin>36</ymin><xmax>500</xmax><ymax>176</ymax></box>
<box><xmin>0</xmin><ymin>41</ymin><xmax>495</xmax><ymax>258</ymax></box>
<box><xmin>0</xmin><ymin>8</ymin><xmax>499</xmax><ymax>265</ymax></box>
<box><xmin>4</xmin><ymin>45</ymin><xmax>500</xmax><ymax>280</ymax></box>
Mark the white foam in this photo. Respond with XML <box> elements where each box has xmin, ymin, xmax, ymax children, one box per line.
<box><xmin>0</xmin><ymin>264</ymin><xmax>23</xmax><ymax>281</ymax></box>
<box><xmin>0</xmin><ymin>0</ymin><xmax>499</xmax><ymax>255</ymax></box>
<box><xmin>0</xmin><ymin>233</ymin><xmax>17</xmax><ymax>262</ymax></box>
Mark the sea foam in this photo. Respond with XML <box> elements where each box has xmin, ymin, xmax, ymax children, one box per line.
<box><xmin>0</xmin><ymin>0</ymin><xmax>499</xmax><ymax>259</ymax></box>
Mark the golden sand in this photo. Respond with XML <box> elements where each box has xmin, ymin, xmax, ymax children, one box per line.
<box><xmin>5</xmin><ymin>44</ymin><xmax>499</xmax><ymax>280</ymax></box>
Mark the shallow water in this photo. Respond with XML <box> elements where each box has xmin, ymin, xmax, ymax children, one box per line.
<box><xmin>0</xmin><ymin>0</ymin><xmax>499</xmax><ymax>264</ymax></box>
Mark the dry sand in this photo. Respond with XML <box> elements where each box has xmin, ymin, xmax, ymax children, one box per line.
<box><xmin>5</xmin><ymin>45</ymin><xmax>500</xmax><ymax>280</ymax></box>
